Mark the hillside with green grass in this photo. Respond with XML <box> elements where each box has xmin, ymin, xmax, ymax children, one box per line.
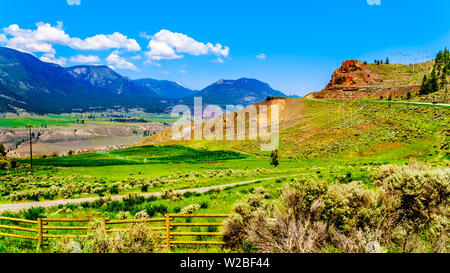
<box><xmin>142</xmin><ymin>97</ymin><xmax>449</xmax><ymax>163</ymax></box>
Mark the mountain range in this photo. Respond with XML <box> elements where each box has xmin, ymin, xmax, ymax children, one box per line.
<box><xmin>178</xmin><ymin>78</ymin><xmax>286</xmax><ymax>107</ymax></box>
<box><xmin>0</xmin><ymin>46</ymin><xmax>286</xmax><ymax>114</ymax></box>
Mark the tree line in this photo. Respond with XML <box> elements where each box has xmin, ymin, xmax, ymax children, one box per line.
<box><xmin>420</xmin><ymin>48</ymin><xmax>450</xmax><ymax>95</ymax></box>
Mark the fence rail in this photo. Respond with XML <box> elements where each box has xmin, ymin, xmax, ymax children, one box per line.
<box><xmin>0</xmin><ymin>214</ymin><xmax>230</xmax><ymax>249</ymax></box>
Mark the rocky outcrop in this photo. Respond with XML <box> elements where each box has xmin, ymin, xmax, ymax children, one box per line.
<box><xmin>324</xmin><ymin>60</ymin><xmax>381</xmax><ymax>90</ymax></box>
<box><xmin>306</xmin><ymin>59</ymin><xmax>426</xmax><ymax>100</ymax></box>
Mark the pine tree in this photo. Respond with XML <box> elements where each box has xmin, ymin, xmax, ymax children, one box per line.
<box><xmin>420</xmin><ymin>75</ymin><xmax>429</xmax><ymax>95</ymax></box>
<box><xmin>385</xmin><ymin>57</ymin><xmax>390</xmax><ymax>64</ymax></box>
<box><xmin>444</xmin><ymin>48</ymin><xmax>450</xmax><ymax>72</ymax></box>
<box><xmin>429</xmin><ymin>68</ymin><xmax>439</xmax><ymax>93</ymax></box>
<box><xmin>435</xmin><ymin>51</ymin><xmax>443</xmax><ymax>68</ymax></box>
<box><xmin>441</xmin><ymin>66</ymin><xmax>448</xmax><ymax>89</ymax></box>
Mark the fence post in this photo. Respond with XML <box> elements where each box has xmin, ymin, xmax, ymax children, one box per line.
<box><xmin>37</xmin><ymin>218</ymin><xmax>43</xmax><ymax>248</ymax></box>
<box><xmin>165</xmin><ymin>214</ymin><xmax>171</xmax><ymax>249</ymax></box>
<box><xmin>103</xmin><ymin>218</ymin><xmax>109</xmax><ymax>231</ymax></box>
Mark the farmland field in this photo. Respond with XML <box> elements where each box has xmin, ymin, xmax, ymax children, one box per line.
<box><xmin>0</xmin><ymin>112</ymin><xmax>176</xmax><ymax>157</ymax></box>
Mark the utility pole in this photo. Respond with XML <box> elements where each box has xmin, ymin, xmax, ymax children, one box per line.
<box><xmin>26</xmin><ymin>125</ymin><xmax>33</xmax><ymax>172</ymax></box>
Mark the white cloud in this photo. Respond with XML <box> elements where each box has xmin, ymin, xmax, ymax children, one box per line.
<box><xmin>179</xmin><ymin>69</ymin><xmax>187</xmax><ymax>74</ymax></box>
<box><xmin>70</xmin><ymin>54</ymin><xmax>100</xmax><ymax>63</ymax></box>
<box><xmin>2</xmin><ymin>22</ymin><xmax>69</xmax><ymax>54</ymax></box>
<box><xmin>40</xmin><ymin>53</ymin><xmax>67</xmax><ymax>66</ymax></box>
<box><xmin>144</xmin><ymin>29</ymin><xmax>229</xmax><ymax>62</ymax></box>
<box><xmin>67</xmin><ymin>0</ymin><xmax>81</xmax><ymax>5</ymax></box>
<box><xmin>69</xmin><ymin>32</ymin><xmax>141</xmax><ymax>52</ymax></box>
<box><xmin>153</xmin><ymin>30</ymin><xmax>209</xmax><ymax>56</ymax></box>
<box><xmin>207</xmin><ymin>43</ymin><xmax>229</xmax><ymax>58</ymax></box>
<box><xmin>106</xmin><ymin>51</ymin><xmax>138</xmax><ymax>71</ymax></box>
<box><xmin>1</xmin><ymin>22</ymin><xmax>141</xmax><ymax>54</ymax></box>
<box><xmin>256</xmin><ymin>53</ymin><xmax>266</xmax><ymax>60</ymax></box>
<box><xmin>145</xmin><ymin>39</ymin><xmax>182</xmax><ymax>61</ymax></box>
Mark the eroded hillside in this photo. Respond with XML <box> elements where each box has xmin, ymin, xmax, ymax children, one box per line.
<box><xmin>306</xmin><ymin>59</ymin><xmax>437</xmax><ymax>100</ymax></box>
<box><xmin>139</xmin><ymin>97</ymin><xmax>449</xmax><ymax>162</ymax></box>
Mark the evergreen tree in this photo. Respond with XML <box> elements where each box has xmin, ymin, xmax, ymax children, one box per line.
<box><xmin>419</xmin><ymin>48</ymin><xmax>450</xmax><ymax>95</ymax></box>
<box><xmin>441</xmin><ymin>66</ymin><xmax>448</xmax><ymax>89</ymax></box>
<box><xmin>444</xmin><ymin>48</ymin><xmax>450</xmax><ymax>72</ymax></box>
<box><xmin>429</xmin><ymin>68</ymin><xmax>439</xmax><ymax>93</ymax></box>
<box><xmin>435</xmin><ymin>51</ymin><xmax>443</xmax><ymax>68</ymax></box>
<box><xmin>420</xmin><ymin>75</ymin><xmax>429</xmax><ymax>95</ymax></box>
<box><xmin>385</xmin><ymin>57</ymin><xmax>390</xmax><ymax>64</ymax></box>
<box><xmin>270</xmin><ymin>150</ymin><xmax>279</xmax><ymax>169</ymax></box>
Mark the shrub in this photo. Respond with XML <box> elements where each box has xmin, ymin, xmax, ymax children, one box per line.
<box><xmin>160</xmin><ymin>189</ymin><xmax>182</xmax><ymax>201</ymax></box>
<box><xmin>144</xmin><ymin>204</ymin><xmax>168</xmax><ymax>217</ymax></box>
<box><xmin>183</xmin><ymin>191</ymin><xmax>194</xmax><ymax>198</ymax></box>
<box><xmin>23</xmin><ymin>207</ymin><xmax>46</xmax><ymax>220</ymax></box>
<box><xmin>180</xmin><ymin>204</ymin><xmax>201</xmax><ymax>214</ymax></box>
<box><xmin>123</xmin><ymin>194</ymin><xmax>146</xmax><ymax>208</ymax></box>
<box><xmin>200</xmin><ymin>201</ymin><xmax>209</xmax><ymax>209</ymax></box>
<box><xmin>173</xmin><ymin>207</ymin><xmax>181</xmax><ymax>213</ymax></box>
<box><xmin>224</xmin><ymin>165</ymin><xmax>450</xmax><ymax>253</ymax></box>
<box><xmin>371</xmin><ymin>163</ymin><xmax>449</xmax><ymax>252</ymax></box>
<box><xmin>135</xmin><ymin>210</ymin><xmax>149</xmax><ymax>219</ymax></box>
<box><xmin>105</xmin><ymin>201</ymin><xmax>125</xmax><ymax>213</ymax></box>
<box><xmin>51</xmin><ymin>220</ymin><xmax>164</xmax><ymax>253</ymax></box>
<box><xmin>109</xmin><ymin>185</ymin><xmax>119</xmax><ymax>194</ymax></box>
<box><xmin>223</xmin><ymin>186</ymin><xmax>273</xmax><ymax>250</ymax></box>
<box><xmin>10</xmin><ymin>160</ymin><xmax>18</xmax><ymax>169</ymax></box>
<box><xmin>141</xmin><ymin>184</ymin><xmax>149</xmax><ymax>192</ymax></box>
<box><xmin>0</xmin><ymin>159</ymin><xmax>9</xmax><ymax>170</ymax></box>
<box><xmin>116</xmin><ymin>211</ymin><xmax>132</xmax><ymax>220</ymax></box>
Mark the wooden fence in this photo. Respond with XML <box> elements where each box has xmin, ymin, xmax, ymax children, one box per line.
<box><xmin>0</xmin><ymin>214</ymin><xmax>230</xmax><ymax>249</ymax></box>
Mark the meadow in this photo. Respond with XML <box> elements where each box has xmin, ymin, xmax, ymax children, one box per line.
<box><xmin>0</xmin><ymin>98</ymin><xmax>448</xmax><ymax>253</ymax></box>
<box><xmin>0</xmin><ymin>112</ymin><xmax>177</xmax><ymax>128</ymax></box>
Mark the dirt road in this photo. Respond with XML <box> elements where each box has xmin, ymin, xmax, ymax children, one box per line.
<box><xmin>0</xmin><ymin>174</ymin><xmax>300</xmax><ymax>213</ymax></box>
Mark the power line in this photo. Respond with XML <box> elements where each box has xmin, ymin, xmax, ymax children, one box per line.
<box><xmin>26</xmin><ymin>125</ymin><xmax>33</xmax><ymax>172</ymax></box>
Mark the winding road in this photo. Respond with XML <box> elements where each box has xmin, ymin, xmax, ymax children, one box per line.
<box><xmin>0</xmin><ymin>174</ymin><xmax>301</xmax><ymax>213</ymax></box>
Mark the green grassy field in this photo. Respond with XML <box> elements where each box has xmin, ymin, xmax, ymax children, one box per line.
<box><xmin>1</xmin><ymin>98</ymin><xmax>447</xmax><ymax>204</ymax></box>
<box><xmin>0</xmin><ymin>178</ymin><xmax>288</xmax><ymax>253</ymax></box>
<box><xmin>0</xmin><ymin>98</ymin><xmax>448</xmax><ymax>253</ymax></box>
<box><xmin>0</xmin><ymin>112</ymin><xmax>177</xmax><ymax>128</ymax></box>
<box><xmin>0</xmin><ymin>115</ymin><xmax>77</xmax><ymax>128</ymax></box>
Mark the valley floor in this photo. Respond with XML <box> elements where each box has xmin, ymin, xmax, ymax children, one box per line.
<box><xmin>0</xmin><ymin>98</ymin><xmax>448</xmax><ymax>253</ymax></box>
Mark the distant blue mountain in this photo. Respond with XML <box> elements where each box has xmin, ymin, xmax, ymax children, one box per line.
<box><xmin>179</xmin><ymin>78</ymin><xmax>286</xmax><ymax>107</ymax></box>
<box><xmin>133</xmin><ymin>78</ymin><xmax>197</xmax><ymax>99</ymax></box>
<box><xmin>0</xmin><ymin>47</ymin><xmax>285</xmax><ymax>114</ymax></box>
<box><xmin>0</xmin><ymin>47</ymin><xmax>193</xmax><ymax>113</ymax></box>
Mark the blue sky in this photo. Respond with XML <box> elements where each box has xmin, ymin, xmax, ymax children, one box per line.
<box><xmin>0</xmin><ymin>0</ymin><xmax>449</xmax><ymax>96</ymax></box>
